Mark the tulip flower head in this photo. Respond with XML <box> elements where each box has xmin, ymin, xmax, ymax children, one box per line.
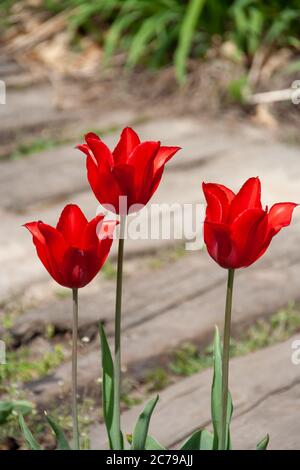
<box><xmin>77</xmin><ymin>127</ymin><xmax>180</xmax><ymax>214</ymax></box>
<box><xmin>25</xmin><ymin>204</ymin><xmax>117</xmax><ymax>288</ymax></box>
<box><xmin>202</xmin><ymin>177</ymin><xmax>297</xmax><ymax>269</ymax></box>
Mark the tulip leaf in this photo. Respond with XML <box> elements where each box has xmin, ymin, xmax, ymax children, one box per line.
<box><xmin>181</xmin><ymin>429</ymin><xmax>214</xmax><ymax>450</ymax></box>
<box><xmin>99</xmin><ymin>323</ymin><xmax>120</xmax><ymax>450</ymax></box>
<box><xmin>131</xmin><ymin>396</ymin><xmax>159</xmax><ymax>450</ymax></box>
<box><xmin>145</xmin><ymin>435</ymin><xmax>166</xmax><ymax>450</ymax></box>
<box><xmin>127</xmin><ymin>432</ymin><xmax>165</xmax><ymax>450</ymax></box>
<box><xmin>0</xmin><ymin>401</ymin><xmax>13</xmax><ymax>425</ymax></box>
<box><xmin>211</xmin><ymin>326</ymin><xmax>233</xmax><ymax>450</ymax></box>
<box><xmin>19</xmin><ymin>414</ymin><xmax>42</xmax><ymax>450</ymax></box>
<box><xmin>11</xmin><ymin>400</ymin><xmax>33</xmax><ymax>417</ymax></box>
<box><xmin>256</xmin><ymin>434</ymin><xmax>269</xmax><ymax>450</ymax></box>
<box><xmin>45</xmin><ymin>414</ymin><xmax>71</xmax><ymax>450</ymax></box>
<box><xmin>0</xmin><ymin>400</ymin><xmax>32</xmax><ymax>425</ymax></box>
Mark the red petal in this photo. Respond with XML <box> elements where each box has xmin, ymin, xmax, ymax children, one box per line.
<box><xmin>85</xmin><ymin>136</ymin><xmax>114</xmax><ymax>168</ymax></box>
<box><xmin>127</xmin><ymin>141</ymin><xmax>160</xmax><ymax>202</ymax></box>
<box><xmin>231</xmin><ymin>208</ymin><xmax>268</xmax><ymax>267</ymax></box>
<box><xmin>147</xmin><ymin>165</ymin><xmax>165</xmax><ymax>205</ymax></box>
<box><xmin>267</xmin><ymin>202</ymin><xmax>298</xmax><ymax>235</ymax></box>
<box><xmin>202</xmin><ymin>182</ymin><xmax>227</xmax><ymax>223</ymax></box>
<box><xmin>95</xmin><ymin>235</ymin><xmax>115</xmax><ymax>272</ymax></box>
<box><xmin>39</xmin><ymin>223</ymin><xmax>67</xmax><ymax>262</ymax></box>
<box><xmin>229</xmin><ymin>177</ymin><xmax>262</xmax><ymax>222</ymax></box>
<box><xmin>83</xmin><ymin>213</ymin><xmax>105</xmax><ymax>249</ymax></box>
<box><xmin>86</xmin><ymin>154</ymin><xmax>121</xmax><ymax>213</ymax></box>
<box><xmin>76</xmin><ymin>144</ymin><xmax>91</xmax><ymax>158</ymax></box>
<box><xmin>61</xmin><ymin>247</ymin><xmax>89</xmax><ymax>288</ymax></box>
<box><xmin>113</xmin><ymin>127</ymin><xmax>140</xmax><ymax>165</ymax></box>
<box><xmin>32</xmin><ymin>222</ymin><xmax>66</xmax><ymax>285</ymax></box>
<box><xmin>24</xmin><ymin>221</ymin><xmax>45</xmax><ymax>244</ymax></box>
<box><xmin>113</xmin><ymin>164</ymin><xmax>136</xmax><ymax>211</ymax></box>
<box><xmin>153</xmin><ymin>146</ymin><xmax>180</xmax><ymax>173</ymax></box>
<box><xmin>56</xmin><ymin>205</ymin><xmax>88</xmax><ymax>248</ymax></box>
<box><xmin>24</xmin><ymin>221</ymin><xmax>52</xmax><ymax>273</ymax></box>
<box><xmin>76</xmin><ymin>133</ymin><xmax>102</xmax><ymax>164</ymax></box>
<box><xmin>203</xmin><ymin>221</ymin><xmax>233</xmax><ymax>268</ymax></box>
<box><xmin>85</xmin><ymin>132</ymin><xmax>101</xmax><ymax>141</ymax></box>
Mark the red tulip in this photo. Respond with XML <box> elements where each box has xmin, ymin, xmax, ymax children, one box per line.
<box><xmin>202</xmin><ymin>177</ymin><xmax>297</xmax><ymax>269</ymax></box>
<box><xmin>77</xmin><ymin>127</ymin><xmax>180</xmax><ymax>214</ymax></box>
<box><xmin>24</xmin><ymin>205</ymin><xmax>117</xmax><ymax>288</ymax></box>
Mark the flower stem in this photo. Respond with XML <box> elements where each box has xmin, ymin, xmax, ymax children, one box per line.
<box><xmin>72</xmin><ymin>288</ymin><xmax>80</xmax><ymax>450</ymax></box>
<box><xmin>220</xmin><ymin>268</ymin><xmax>235</xmax><ymax>450</ymax></box>
<box><xmin>113</xmin><ymin>215</ymin><xmax>126</xmax><ymax>450</ymax></box>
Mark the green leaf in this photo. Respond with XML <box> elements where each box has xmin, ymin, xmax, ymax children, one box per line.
<box><xmin>131</xmin><ymin>396</ymin><xmax>159</xmax><ymax>450</ymax></box>
<box><xmin>256</xmin><ymin>434</ymin><xmax>269</xmax><ymax>450</ymax></box>
<box><xmin>99</xmin><ymin>323</ymin><xmax>121</xmax><ymax>450</ymax></box>
<box><xmin>211</xmin><ymin>326</ymin><xmax>233</xmax><ymax>450</ymax></box>
<box><xmin>126</xmin><ymin>15</ymin><xmax>160</xmax><ymax>68</ymax></box>
<box><xmin>12</xmin><ymin>400</ymin><xmax>33</xmax><ymax>417</ymax></box>
<box><xmin>18</xmin><ymin>414</ymin><xmax>42</xmax><ymax>450</ymax></box>
<box><xmin>0</xmin><ymin>401</ymin><xmax>14</xmax><ymax>425</ymax></box>
<box><xmin>145</xmin><ymin>435</ymin><xmax>166</xmax><ymax>450</ymax></box>
<box><xmin>45</xmin><ymin>414</ymin><xmax>71</xmax><ymax>450</ymax></box>
<box><xmin>174</xmin><ymin>0</ymin><xmax>206</xmax><ymax>83</ymax></box>
<box><xmin>181</xmin><ymin>429</ymin><xmax>213</xmax><ymax>450</ymax></box>
<box><xmin>104</xmin><ymin>12</ymin><xmax>140</xmax><ymax>62</ymax></box>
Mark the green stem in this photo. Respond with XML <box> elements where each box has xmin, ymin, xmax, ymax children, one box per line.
<box><xmin>72</xmin><ymin>288</ymin><xmax>80</xmax><ymax>450</ymax></box>
<box><xmin>112</xmin><ymin>215</ymin><xmax>126</xmax><ymax>450</ymax></box>
<box><xmin>220</xmin><ymin>268</ymin><xmax>235</xmax><ymax>450</ymax></box>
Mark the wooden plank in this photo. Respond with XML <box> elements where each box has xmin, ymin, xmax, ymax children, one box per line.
<box><xmin>4</xmin><ymin>251</ymin><xmax>225</xmax><ymax>344</ymax></box>
<box><xmin>7</xmin><ymin>208</ymin><xmax>300</xmax><ymax>345</ymax></box>
<box><xmin>23</xmin><ymin>217</ymin><xmax>300</xmax><ymax>406</ymax></box>
<box><xmin>0</xmin><ymin>118</ymin><xmax>255</xmax><ymax>212</ymax></box>
<box><xmin>232</xmin><ymin>385</ymin><xmax>300</xmax><ymax>450</ymax></box>
<box><xmin>89</xmin><ymin>335</ymin><xmax>300</xmax><ymax>449</ymax></box>
<box><xmin>1</xmin><ymin>121</ymin><xmax>299</xmax><ymax>301</ymax></box>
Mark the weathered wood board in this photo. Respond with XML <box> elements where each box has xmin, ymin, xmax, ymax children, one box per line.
<box><xmin>89</xmin><ymin>336</ymin><xmax>300</xmax><ymax>450</ymax></box>
<box><xmin>22</xmin><ymin>216</ymin><xmax>300</xmax><ymax>406</ymax></box>
<box><xmin>0</xmin><ymin>118</ymin><xmax>299</xmax><ymax>301</ymax></box>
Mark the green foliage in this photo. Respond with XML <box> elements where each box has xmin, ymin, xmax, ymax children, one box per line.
<box><xmin>4</xmin><ymin>1</ymin><xmax>300</xmax><ymax>81</ymax></box>
<box><xmin>227</xmin><ymin>75</ymin><xmax>249</xmax><ymax>104</ymax></box>
<box><xmin>256</xmin><ymin>434</ymin><xmax>269</xmax><ymax>450</ymax></box>
<box><xmin>19</xmin><ymin>414</ymin><xmax>71</xmax><ymax>450</ymax></box>
<box><xmin>131</xmin><ymin>395</ymin><xmax>159</xmax><ymax>450</ymax></box>
<box><xmin>99</xmin><ymin>323</ymin><xmax>117</xmax><ymax>450</ymax></box>
<box><xmin>0</xmin><ymin>345</ymin><xmax>64</xmax><ymax>387</ymax></box>
<box><xmin>144</xmin><ymin>434</ymin><xmax>166</xmax><ymax>450</ymax></box>
<box><xmin>10</xmin><ymin>138</ymin><xmax>63</xmax><ymax>161</ymax></box>
<box><xmin>0</xmin><ymin>400</ymin><xmax>32</xmax><ymax>425</ymax></box>
<box><xmin>181</xmin><ymin>429</ymin><xmax>213</xmax><ymax>450</ymax></box>
<box><xmin>174</xmin><ymin>0</ymin><xmax>206</xmax><ymax>82</ymax></box>
<box><xmin>169</xmin><ymin>342</ymin><xmax>212</xmax><ymax>376</ymax></box>
<box><xmin>19</xmin><ymin>414</ymin><xmax>42</xmax><ymax>450</ymax></box>
<box><xmin>145</xmin><ymin>367</ymin><xmax>170</xmax><ymax>391</ymax></box>
<box><xmin>211</xmin><ymin>327</ymin><xmax>232</xmax><ymax>450</ymax></box>
<box><xmin>44</xmin><ymin>414</ymin><xmax>71</xmax><ymax>450</ymax></box>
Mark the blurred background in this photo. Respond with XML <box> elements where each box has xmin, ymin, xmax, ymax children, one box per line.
<box><xmin>1</xmin><ymin>0</ymin><xmax>300</xmax><ymax>450</ymax></box>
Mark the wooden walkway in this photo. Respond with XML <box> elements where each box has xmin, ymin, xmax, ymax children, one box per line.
<box><xmin>1</xmin><ymin>77</ymin><xmax>300</xmax><ymax>448</ymax></box>
<box><xmin>90</xmin><ymin>337</ymin><xmax>300</xmax><ymax>450</ymax></box>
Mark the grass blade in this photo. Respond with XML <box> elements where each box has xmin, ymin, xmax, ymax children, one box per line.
<box><xmin>175</xmin><ymin>0</ymin><xmax>206</xmax><ymax>83</ymax></box>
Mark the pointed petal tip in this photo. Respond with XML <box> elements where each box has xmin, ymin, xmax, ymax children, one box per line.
<box><xmin>85</xmin><ymin>131</ymin><xmax>101</xmax><ymax>141</ymax></box>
